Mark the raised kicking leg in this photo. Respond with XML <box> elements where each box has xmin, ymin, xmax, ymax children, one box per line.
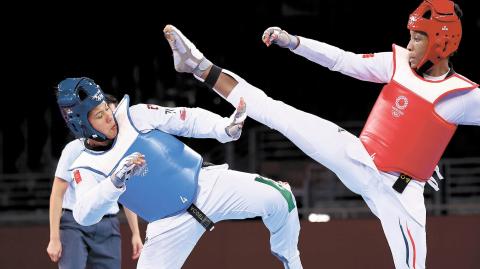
<box><xmin>164</xmin><ymin>25</ymin><xmax>374</xmax><ymax>194</ymax></box>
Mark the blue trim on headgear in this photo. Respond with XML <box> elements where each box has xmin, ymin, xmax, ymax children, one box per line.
<box><xmin>57</xmin><ymin>77</ymin><xmax>107</xmax><ymax>141</ymax></box>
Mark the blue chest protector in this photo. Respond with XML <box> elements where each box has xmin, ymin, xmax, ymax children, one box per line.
<box><xmin>70</xmin><ymin>95</ymin><xmax>202</xmax><ymax>222</ymax></box>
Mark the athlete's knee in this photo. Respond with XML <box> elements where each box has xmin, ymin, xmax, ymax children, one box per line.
<box><xmin>257</xmin><ymin>178</ymin><xmax>297</xmax><ymax>221</ymax></box>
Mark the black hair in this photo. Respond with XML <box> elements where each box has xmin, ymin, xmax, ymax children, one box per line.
<box><xmin>454</xmin><ymin>3</ymin><xmax>463</xmax><ymax>18</ymax></box>
<box><xmin>447</xmin><ymin>3</ymin><xmax>463</xmax><ymax>59</ymax></box>
<box><xmin>104</xmin><ymin>93</ymin><xmax>118</xmax><ymax>105</ymax></box>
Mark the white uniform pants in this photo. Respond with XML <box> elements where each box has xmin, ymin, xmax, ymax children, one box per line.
<box><xmin>137</xmin><ymin>165</ymin><xmax>302</xmax><ymax>269</ymax></box>
<box><xmin>223</xmin><ymin>70</ymin><xmax>426</xmax><ymax>269</ymax></box>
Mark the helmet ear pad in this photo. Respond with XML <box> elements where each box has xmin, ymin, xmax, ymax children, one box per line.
<box><xmin>56</xmin><ymin>77</ymin><xmax>108</xmax><ymax>141</ymax></box>
<box><xmin>434</xmin><ymin>36</ymin><xmax>450</xmax><ymax>59</ymax></box>
<box><xmin>407</xmin><ymin>0</ymin><xmax>462</xmax><ymax>70</ymax></box>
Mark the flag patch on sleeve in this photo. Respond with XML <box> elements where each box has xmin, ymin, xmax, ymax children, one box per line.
<box><xmin>362</xmin><ymin>53</ymin><xmax>375</xmax><ymax>58</ymax></box>
<box><xmin>73</xmin><ymin>170</ymin><xmax>82</xmax><ymax>184</ymax></box>
<box><xmin>180</xmin><ymin>108</ymin><xmax>187</xmax><ymax>121</ymax></box>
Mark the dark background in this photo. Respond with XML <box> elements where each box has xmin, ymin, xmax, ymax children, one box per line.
<box><xmin>3</xmin><ymin>0</ymin><xmax>479</xmax><ymax>172</ymax></box>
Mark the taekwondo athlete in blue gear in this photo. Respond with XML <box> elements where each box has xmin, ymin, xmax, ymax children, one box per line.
<box><xmin>56</xmin><ymin>76</ymin><xmax>304</xmax><ymax>268</ymax></box>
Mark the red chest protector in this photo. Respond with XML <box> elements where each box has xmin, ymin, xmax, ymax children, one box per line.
<box><xmin>360</xmin><ymin>45</ymin><xmax>477</xmax><ymax>181</ymax></box>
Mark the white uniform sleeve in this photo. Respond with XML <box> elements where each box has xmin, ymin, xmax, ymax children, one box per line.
<box><xmin>461</xmin><ymin>88</ymin><xmax>480</xmax><ymax>125</ymax></box>
<box><xmin>54</xmin><ymin>140</ymin><xmax>84</xmax><ymax>182</ymax></box>
<box><xmin>436</xmin><ymin>88</ymin><xmax>480</xmax><ymax>125</ymax></box>
<box><xmin>129</xmin><ymin>104</ymin><xmax>233</xmax><ymax>143</ymax></box>
<box><xmin>292</xmin><ymin>36</ymin><xmax>393</xmax><ymax>84</ymax></box>
<box><xmin>72</xmin><ymin>168</ymin><xmax>125</xmax><ymax>226</ymax></box>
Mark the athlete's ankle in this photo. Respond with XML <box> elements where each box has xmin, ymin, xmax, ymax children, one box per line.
<box><xmin>193</xmin><ymin>57</ymin><xmax>213</xmax><ymax>78</ymax></box>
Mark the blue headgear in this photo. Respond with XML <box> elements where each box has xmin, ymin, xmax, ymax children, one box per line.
<box><xmin>57</xmin><ymin>77</ymin><xmax>108</xmax><ymax>141</ymax></box>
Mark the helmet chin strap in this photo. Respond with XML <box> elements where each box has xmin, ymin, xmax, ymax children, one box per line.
<box><xmin>415</xmin><ymin>58</ymin><xmax>454</xmax><ymax>78</ymax></box>
<box><xmin>85</xmin><ymin>137</ymin><xmax>114</xmax><ymax>151</ymax></box>
<box><xmin>416</xmin><ymin>60</ymin><xmax>434</xmax><ymax>76</ymax></box>
<box><xmin>89</xmin><ymin>135</ymin><xmax>109</xmax><ymax>142</ymax></box>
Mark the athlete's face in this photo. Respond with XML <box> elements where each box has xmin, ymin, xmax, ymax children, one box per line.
<box><xmin>407</xmin><ymin>30</ymin><xmax>429</xmax><ymax>69</ymax></box>
<box><xmin>88</xmin><ymin>101</ymin><xmax>118</xmax><ymax>140</ymax></box>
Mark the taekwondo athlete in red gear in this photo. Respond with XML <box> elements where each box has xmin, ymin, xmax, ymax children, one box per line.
<box><xmin>163</xmin><ymin>0</ymin><xmax>479</xmax><ymax>267</ymax></box>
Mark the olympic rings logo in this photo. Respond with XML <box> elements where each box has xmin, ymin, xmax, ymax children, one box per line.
<box><xmin>392</xmin><ymin>95</ymin><xmax>409</xmax><ymax>118</ymax></box>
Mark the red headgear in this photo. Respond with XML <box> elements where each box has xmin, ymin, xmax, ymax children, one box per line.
<box><xmin>407</xmin><ymin>0</ymin><xmax>461</xmax><ymax>69</ymax></box>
